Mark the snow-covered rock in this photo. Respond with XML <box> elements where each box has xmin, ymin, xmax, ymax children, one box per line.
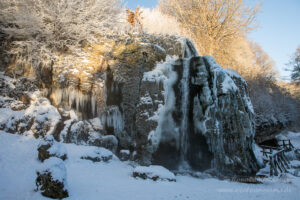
<box><xmin>133</xmin><ymin>165</ymin><xmax>176</xmax><ymax>182</ymax></box>
<box><xmin>36</xmin><ymin>157</ymin><xmax>69</xmax><ymax>199</ymax></box>
<box><xmin>37</xmin><ymin>135</ymin><xmax>67</xmax><ymax>162</ymax></box>
<box><xmin>77</xmin><ymin>145</ymin><xmax>118</xmax><ymax>163</ymax></box>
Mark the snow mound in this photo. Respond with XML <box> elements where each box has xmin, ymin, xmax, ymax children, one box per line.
<box><xmin>133</xmin><ymin>165</ymin><xmax>176</xmax><ymax>182</ymax></box>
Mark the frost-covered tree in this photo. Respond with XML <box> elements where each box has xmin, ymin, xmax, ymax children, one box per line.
<box><xmin>0</xmin><ymin>0</ymin><xmax>124</xmax><ymax>42</ymax></box>
<box><xmin>141</xmin><ymin>7</ymin><xmax>181</xmax><ymax>35</ymax></box>
<box><xmin>0</xmin><ymin>0</ymin><xmax>124</xmax><ymax>70</ymax></box>
<box><xmin>290</xmin><ymin>47</ymin><xmax>300</xmax><ymax>84</ymax></box>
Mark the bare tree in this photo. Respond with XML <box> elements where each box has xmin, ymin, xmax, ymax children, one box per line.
<box><xmin>159</xmin><ymin>0</ymin><xmax>260</xmax><ymax>66</ymax></box>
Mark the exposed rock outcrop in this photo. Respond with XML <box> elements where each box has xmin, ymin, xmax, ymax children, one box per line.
<box><xmin>0</xmin><ymin>34</ymin><xmax>259</xmax><ymax>176</ymax></box>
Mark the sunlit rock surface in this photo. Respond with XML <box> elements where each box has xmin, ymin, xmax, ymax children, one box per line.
<box><xmin>0</xmin><ymin>34</ymin><xmax>258</xmax><ymax>176</ymax></box>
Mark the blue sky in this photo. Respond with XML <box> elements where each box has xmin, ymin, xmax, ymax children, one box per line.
<box><xmin>124</xmin><ymin>0</ymin><xmax>300</xmax><ymax>80</ymax></box>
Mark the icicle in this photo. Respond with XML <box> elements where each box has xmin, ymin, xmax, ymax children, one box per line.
<box><xmin>102</xmin><ymin>106</ymin><xmax>124</xmax><ymax>135</ymax></box>
<box><xmin>49</xmin><ymin>88</ymin><xmax>98</xmax><ymax>119</ymax></box>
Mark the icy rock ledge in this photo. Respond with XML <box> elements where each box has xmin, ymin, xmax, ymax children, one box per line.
<box><xmin>133</xmin><ymin>165</ymin><xmax>176</xmax><ymax>182</ymax></box>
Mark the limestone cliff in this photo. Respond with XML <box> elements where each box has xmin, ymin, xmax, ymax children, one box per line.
<box><xmin>0</xmin><ymin>34</ymin><xmax>259</xmax><ymax>176</ymax></box>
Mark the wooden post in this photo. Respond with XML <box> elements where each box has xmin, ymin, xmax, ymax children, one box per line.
<box><xmin>277</xmin><ymin>154</ymin><xmax>287</xmax><ymax>173</ymax></box>
<box><xmin>270</xmin><ymin>156</ymin><xmax>273</xmax><ymax>176</ymax></box>
<box><xmin>274</xmin><ymin>158</ymin><xmax>279</xmax><ymax>176</ymax></box>
<box><xmin>281</xmin><ymin>151</ymin><xmax>290</xmax><ymax>165</ymax></box>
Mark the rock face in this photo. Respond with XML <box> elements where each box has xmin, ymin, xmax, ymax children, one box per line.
<box><xmin>0</xmin><ymin>34</ymin><xmax>259</xmax><ymax>176</ymax></box>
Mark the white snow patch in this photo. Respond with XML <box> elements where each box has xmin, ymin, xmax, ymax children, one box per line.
<box><xmin>222</xmin><ymin>75</ymin><xmax>238</xmax><ymax>93</ymax></box>
<box><xmin>244</xmin><ymin>96</ymin><xmax>254</xmax><ymax>113</ymax></box>
<box><xmin>120</xmin><ymin>149</ymin><xmax>130</xmax><ymax>155</ymax></box>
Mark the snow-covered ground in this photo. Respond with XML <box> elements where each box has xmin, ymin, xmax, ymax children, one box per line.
<box><xmin>0</xmin><ymin>131</ymin><xmax>300</xmax><ymax>200</ymax></box>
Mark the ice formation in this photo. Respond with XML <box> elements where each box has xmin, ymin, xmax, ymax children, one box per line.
<box><xmin>102</xmin><ymin>106</ymin><xmax>124</xmax><ymax>136</ymax></box>
<box><xmin>49</xmin><ymin>88</ymin><xmax>98</xmax><ymax>119</ymax></box>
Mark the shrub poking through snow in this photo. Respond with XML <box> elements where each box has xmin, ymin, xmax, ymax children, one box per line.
<box><xmin>36</xmin><ymin>157</ymin><xmax>68</xmax><ymax>199</ymax></box>
<box><xmin>37</xmin><ymin>135</ymin><xmax>67</xmax><ymax>162</ymax></box>
<box><xmin>133</xmin><ymin>165</ymin><xmax>176</xmax><ymax>182</ymax></box>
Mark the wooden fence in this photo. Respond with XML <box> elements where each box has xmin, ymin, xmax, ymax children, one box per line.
<box><xmin>260</xmin><ymin>139</ymin><xmax>294</xmax><ymax>176</ymax></box>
